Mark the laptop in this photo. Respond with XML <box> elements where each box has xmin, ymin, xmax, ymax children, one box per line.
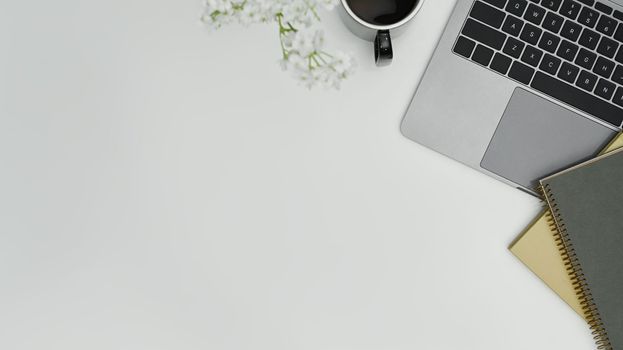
<box><xmin>401</xmin><ymin>0</ymin><xmax>623</xmax><ymax>194</ymax></box>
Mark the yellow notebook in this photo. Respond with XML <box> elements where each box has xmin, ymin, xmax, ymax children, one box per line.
<box><xmin>509</xmin><ymin>132</ymin><xmax>623</xmax><ymax>318</ymax></box>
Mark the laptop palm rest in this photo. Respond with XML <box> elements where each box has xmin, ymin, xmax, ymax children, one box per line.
<box><xmin>480</xmin><ymin>88</ymin><xmax>615</xmax><ymax>190</ymax></box>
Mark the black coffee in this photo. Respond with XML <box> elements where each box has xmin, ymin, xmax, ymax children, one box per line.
<box><xmin>345</xmin><ymin>0</ymin><xmax>420</xmax><ymax>26</ymax></box>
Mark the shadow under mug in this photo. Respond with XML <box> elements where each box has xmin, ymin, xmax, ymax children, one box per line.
<box><xmin>338</xmin><ymin>0</ymin><xmax>425</xmax><ymax>66</ymax></box>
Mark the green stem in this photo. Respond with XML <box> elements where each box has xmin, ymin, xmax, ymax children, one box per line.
<box><xmin>277</xmin><ymin>15</ymin><xmax>287</xmax><ymax>57</ymax></box>
<box><xmin>276</xmin><ymin>14</ymin><xmax>300</xmax><ymax>60</ymax></box>
<box><xmin>316</xmin><ymin>53</ymin><xmax>329</xmax><ymax>65</ymax></box>
<box><xmin>304</xmin><ymin>0</ymin><xmax>321</xmax><ymax>21</ymax></box>
<box><xmin>310</xmin><ymin>53</ymin><xmax>322</xmax><ymax>68</ymax></box>
<box><xmin>319</xmin><ymin>51</ymin><xmax>334</xmax><ymax>59</ymax></box>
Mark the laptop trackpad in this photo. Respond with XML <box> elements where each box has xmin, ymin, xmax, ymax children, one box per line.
<box><xmin>480</xmin><ymin>88</ymin><xmax>615</xmax><ymax>190</ymax></box>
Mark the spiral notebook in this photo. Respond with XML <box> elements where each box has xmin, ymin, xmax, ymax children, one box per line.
<box><xmin>541</xmin><ymin>149</ymin><xmax>623</xmax><ymax>350</ymax></box>
<box><xmin>509</xmin><ymin>213</ymin><xmax>585</xmax><ymax>317</ymax></box>
<box><xmin>509</xmin><ymin>132</ymin><xmax>623</xmax><ymax>319</ymax></box>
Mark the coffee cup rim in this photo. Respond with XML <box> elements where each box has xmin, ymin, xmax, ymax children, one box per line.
<box><xmin>340</xmin><ymin>0</ymin><xmax>425</xmax><ymax>31</ymax></box>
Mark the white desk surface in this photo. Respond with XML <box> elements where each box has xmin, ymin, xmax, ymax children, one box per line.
<box><xmin>1</xmin><ymin>0</ymin><xmax>594</xmax><ymax>349</ymax></box>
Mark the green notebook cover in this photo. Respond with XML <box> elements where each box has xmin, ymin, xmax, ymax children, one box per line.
<box><xmin>541</xmin><ymin>149</ymin><xmax>623</xmax><ymax>350</ymax></box>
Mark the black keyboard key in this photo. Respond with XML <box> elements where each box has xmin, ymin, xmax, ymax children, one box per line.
<box><xmin>576</xmin><ymin>70</ymin><xmax>599</xmax><ymax>90</ymax></box>
<box><xmin>597</xmin><ymin>36</ymin><xmax>619</xmax><ymax>58</ymax></box>
<box><xmin>560</xmin><ymin>0</ymin><xmax>581</xmax><ymax>19</ymax></box>
<box><xmin>507</xmin><ymin>0</ymin><xmax>528</xmax><ymax>16</ymax></box>
<box><xmin>520</xmin><ymin>23</ymin><xmax>543</xmax><ymax>44</ymax></box>
<box><xmin>542</xmin><ymin>12</ymin><xmax>565</xmax><ymax>32</ymax></box>
<box><xmin>454</xmin><ymin>36</ymin><xmax>477</xmax><ymax>58</ymax></box>
<box><xmin>595</xmin><ymin>78</ymin><xmax>616</xmax><ymax>99</ymax></box>
<box><xmin>524</xmin><ymin>3</ymin><xmax>547</xmax><ymax>24</ymax></box>
<box><xmin>617</xmin><ymin>46</ymin><xmax>623</xmax><ymax>64</ymax></box>
<box><xmin>595</xmin><ymin>2</ymin><xmax>613</xmax><ymax>15</ymax></box>
<box><xmin>522</xmin><ymin>45</ymin><xmax>545</xmax><ymax>65</ymax></box>
<box><xmin>471</xmin><ymin>1</ymin><xmax>507</xmax><ymax>28</ymax></box>
<box><xmin>541</xmin><ymin>0</ymin><xmax>562</xmax><ymax>11</ymax></box>
<box><xmin>483</xmin><ymin>0</ymin><xmax>508</xmax><ymax>8</ymax></box>
<box><xmin>615</xmin><ymin>23</ymin><xmax>623</xmax><ymax>42</ymax></box>
<box><xmin>540</xmin><ymin>53</ymin><xmax>562</xmax><ymax>74</ymax></box>
<box><xmin>615</xmin><ymin>10</ymin><xmax>623</xmax><ymax>21</ymax></box>
<box><xmin>561</xmin><ymin>20</ymin><xmax>582</xmax><ymax>41</ymax></box>
<box><xmin>539</xmin><ymin>31</ymin><xmax>561</xmax><ymax>52</ymax></box>
<box><xmin>596</xmin><ymin>16</ymin><xmax>617</xmax><ymax>36</ymax></box>
<box><xmin>612</xmin><ymin>65</ymin><xmax>623</xmax><ymax>85</ymax></box>
<box><xmin>472</xmin><ymin>44</ymin><xmax>495</xmax><ymax>65</ymax></box>
<box><xmin>504</xmin><ymin>36</ymin><xmax>526</xmax><ymax>57</ymax></box>
<box><xmin>576</xmin><ymin>48</ymin><xmax>597</xmax><ymax>69</ymax></box>
<box><xmin>532</xmin><ymin>71</ymin><xmax>623</xmax><ymax>125</ymax></box>
<box><xmin>509</xmin><ymin>60</ymin><xmax>536</xmax><ymax>83</ymax></box>
<box><xmin>502</xmin><ymin>15</ymin><xmax>525</xmax><ymax>36</ymax></box>
<box><xmin>613</xmin><ymin>87</ymin><xmax>623</xmax><ymax>107</ymax></box>
<box><xmin>557</xmin><ymin>40</ymin><xmax>579</xmax><ymax>60</ymax></box>
<box><xmin>462</xmin><ymin>19</ymin><xmax>507</xmax><ymax>50</ymax></box>
<box><xmin>593</xmin><ymin>56</ymin><xmax>616</xmax><ymax>77</ymax></box>
<box><xmin>558</xmin><ymin>61</ymin><xmax>581</xmax><ymax>82</ymax></box>
<box><xmin>577</xmin><ymin>7</ymin><xmax>599</xmax><ymax>28</ymax></box>
<box><xmin>579</xmin><ymin>29</ymin><xmax>601</xmax><ymax>49</ymax></box>
<box><xmin>576</xmin><ymin>0</ymin><xmax>594</xmax><ymax>5</ymax></box>
<box><xmin>491</xmin><ymin>53</ymin><xmax>513</xmax><ymax>73</ymax></box>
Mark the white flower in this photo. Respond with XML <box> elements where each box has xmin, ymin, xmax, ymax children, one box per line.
<box><xmin>318</xmin><ymin>0</ymin><xmax>339</xmax><ymax>10</ymax></box>
<box><xmin>281</xmin><ymin>30</ymin><xmax>296</xmax><ymax>50</ymax></box>
<box><xmin>312</xmin><ymin>30</ymin><xmax>324</xmax><ymax>51</ymax></box>
<box><xmin>331</xmin><ymin>52</ymin><xmax>356</xmax><ymax>77</ymax></box>
<box><xmin>290</xmin><ymin>30</ymin><xmax>316</xmax><ymax>57</ymax></box>
<box><xmin>203</xmin><ymin>0</ymin><xmax>354</xmax><ymax>89</ymax></box>
<box><xmin>206</xmin><ymin>0</ymin><xmax>231</xmax><ymax>13</ymax></box>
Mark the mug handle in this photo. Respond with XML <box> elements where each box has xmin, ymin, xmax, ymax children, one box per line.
<box><xmin>374</xmin><ymin>30</ymin><xmax>393</xmax><ymax>66</ymax></box>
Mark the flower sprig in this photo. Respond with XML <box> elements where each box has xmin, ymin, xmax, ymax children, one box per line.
<box><xmin>202</xmin><ymin>0</ymin><xmax>355</xmax><ymax>89</ymax></box>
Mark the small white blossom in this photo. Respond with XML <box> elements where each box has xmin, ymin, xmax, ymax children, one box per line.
<box><xmin>202</xmin><ymin>0</ymin><xmax>355</xmax><ymax>89</ymax></box>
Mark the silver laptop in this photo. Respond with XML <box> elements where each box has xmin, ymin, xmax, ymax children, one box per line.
<box><xmin>401</xmin><ymin>0</ymin><xmax>623</xmax><ymax>194</ymax></box>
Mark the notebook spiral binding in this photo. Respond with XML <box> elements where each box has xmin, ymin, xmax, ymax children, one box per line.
<box><xmin>541</xmin><ymin>184</ymin><xmax>612</xmax><ymax>350</ymax></box>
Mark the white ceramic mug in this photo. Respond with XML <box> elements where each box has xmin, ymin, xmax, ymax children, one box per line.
<box><xmin>338</xmin><ymin>0</ymin><xmax>425</xmax><ymax>66</ymax></box>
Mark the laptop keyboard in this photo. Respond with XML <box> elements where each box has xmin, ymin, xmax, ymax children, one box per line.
<box><xmin>453</xmin><ymin>0</ymin><xmax>623</xmax><ymax>127</ymax></box>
